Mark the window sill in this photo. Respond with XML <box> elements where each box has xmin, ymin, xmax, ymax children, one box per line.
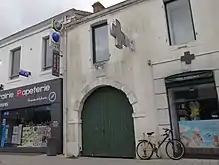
<box><xmin>6</xmin><ymin>77</ymin><xmax>21</xmax><ymax>84</ymax></box>
<box><xmin>168</xmin><ymin>40</ymin><xmax>197</xmax><ymax>51</ymax></box>
<box><xmin>93</xmin><ymin>62</ymin><xmax>106</xmax><ymax>70</ymax></box>
<box><xmin>93</xmin><ymin>60</ymin><xmax>108</xmax><ymax>67</ymax></box>
<box><xmin>40</xmin><ymin>69</ymin><xmax>52</xmax><ymax>76</ymax></box>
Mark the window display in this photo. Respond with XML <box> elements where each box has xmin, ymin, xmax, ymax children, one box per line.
<box><xmin>168</xmin><ymin>83</ymin><xmax>219</xmax><ymax>149</ymax></box>
<box><xmin>1</xmin><ymin>105</ymin><xmax>51</xmax><ymax>148</ymax></box>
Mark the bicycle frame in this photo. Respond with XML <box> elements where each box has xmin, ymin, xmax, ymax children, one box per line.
<box><xmin>153</xmin><ymin>129</ymin><xmax>173</xmax><ymax>150</ymax></box>
<box><xmin>157</xmin><ymin>133</ymin><xmax>170</xmax><ymax>149</ymax></box>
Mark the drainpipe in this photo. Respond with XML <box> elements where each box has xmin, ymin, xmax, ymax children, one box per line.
<box><xmin>62</xmin><ymin>24</ymin><xmax>68</xmax><ymax>156</ymax></box>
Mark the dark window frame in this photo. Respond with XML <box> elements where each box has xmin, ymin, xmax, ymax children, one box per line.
<box><xmin>164</xmin><ymin>0</ymin><xmax>196</xmax><ymax>45</ymax></box>
<box><xmin>10</xmin><ymin>47</ymin><xmax>21</xmax><ymax>79</ymax></box>
<box><xmin>91</xmin><ymin>21</ymin><xmax>109</xmax><ymax>64</ymax></box>
<box><xmin>42</xmin><ymin>36</ymin><xmax>52</xmax><ymax>71</ymax></box>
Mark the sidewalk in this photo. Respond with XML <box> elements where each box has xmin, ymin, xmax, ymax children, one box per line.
<box><xmin>0</xmin><ymin>154</ymin><xmax>218</xmax><ymax>165</ymax></box>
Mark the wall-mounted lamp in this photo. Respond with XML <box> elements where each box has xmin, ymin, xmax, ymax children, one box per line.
<box><xmin>0</xmin><ymin>60</ymin><xmax>2</xmax><ymax>66</ymax></box>
<box><xmin>0</xmin><ymin>84</ymin><xmax>4</xmax><ymax>91</ymax></box>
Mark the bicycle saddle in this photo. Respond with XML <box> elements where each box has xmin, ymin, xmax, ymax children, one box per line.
<box><xmin>147</xmin><ymin>132</ymin><xmax>154</xmax><ymax>136</ymax></box>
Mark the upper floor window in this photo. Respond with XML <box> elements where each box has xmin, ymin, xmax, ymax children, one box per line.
<box><xmin>92</xmin><ymin>22</ymin><xmax>109</xmax><ymax>63</ymax></box>
<box><xmin>165</xmin><ymin>0</ymin><xmax>195</xmax><ymax>45</ymax></box>
<box><xmin>10</xmin><ymin>48</ymin><xmax>21</xmax><ymax>79</ymax></box>
<box><xmin>42</xmin><ymin>36</ymin><xmax>52</xmax><ymax>70</ymax></box>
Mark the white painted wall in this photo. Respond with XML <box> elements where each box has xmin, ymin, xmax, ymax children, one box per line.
<box><xmin>0</xmin><ymin>27</ymin><xmax>62</xmax><ymax>90</ymax></box>
<box><xmin>151</xmin><ymin>0</ymin><xmax>219</xmax><ymax>137</ymax></box>
<box><xmin>65</xmin><ymin>0</ymin><xmax>219</xmax><ymax>158</ymax></box>
<box><xmin>65</xmin><ymin>0</ymin><xmax>160</xmax><ymax>157</ymax></box>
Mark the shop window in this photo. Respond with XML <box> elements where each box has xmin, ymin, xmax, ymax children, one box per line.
<box><xmin>168</xmin><ymin>82</ymin><xmax>219</xmax><ymax>148</ymax></box>
<box><xmin>169</xmin><ymin>83</ymin><xmax>219</xmax><ymax>121</ymax></box>
<box><xmin>164</xmin><ymin>0</ymin><xmax>196</xmax><ymax>45</ymax></box>
<box><xmin>0</xmin><ymin>105</ymin><xmax>51</xmax><ymax>148</ymax></box>
<box><xmin>92</xmin><ymin>22</ymin><xmax>109</xmax><ymax>63</ymax></box>
<box><xmin>42</xmin><ymin>36</ymin><xmax>52</xmax><ymax>70</ymax></box>
<box><xmin>10</xmin><ymin>47</ymin><xmax>21</xmax><ymax>79</ymax></box>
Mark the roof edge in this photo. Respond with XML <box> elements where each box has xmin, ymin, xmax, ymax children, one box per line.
<box><xmin>0</xmin><ymin>8</ymin><xmax>91</xmax><ymax>46</ymax></box>
<box><xmin>65</xmin><ymin>0</ymin><xmax>147</xmax><ymax>30</ymax></box>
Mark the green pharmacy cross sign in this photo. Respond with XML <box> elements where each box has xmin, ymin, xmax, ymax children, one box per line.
<box><xmin>181</xmin><ymin>51</ymin><xmax>195</xmax><ymax>65</ymax></box>
<box><xmin>110</xmin><ymin>19</ymin><xmax>134</xmax><ymax>51</ymax></box>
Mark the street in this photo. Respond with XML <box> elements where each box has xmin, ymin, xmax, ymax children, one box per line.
<box><xmin>0</xmin><ymin>154</ymin><xmax>218</xmax><ymax>165</ymax></box>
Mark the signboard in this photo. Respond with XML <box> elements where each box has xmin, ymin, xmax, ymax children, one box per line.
<box><xmin>165</xmin><ymin>70</ymin><xmax>214</xmax><ymax>88</ymax></box>
<box><xmin>0</xmin><ymin>79</ymin><xmax>62</xmax><ymax>111</ymax></box>
<box><xmin>19</xmin><ymin>69</ymin><xmax>31</xmax><ymax>77</ymax></box>
<box><xmin>179</xmin><ymin>120</ymin><xmax>219</xmax><ymax>148</ymax></box>
<box><xmin>49</xmin><ymin>30</ymin><xmax>61</xmax><ymax>52</ymax></box>
<box><xmin>49</xmin><ymin>19</ymin><xmax>62</xmax><ymax>52</ymax></box>
<box><xmin>52</xmin><ymin>51</ymin><xmax>60</xmax><ymax>77</ymax></box>
<box><xmin>50</xmin><ymin>19</ymin><xmax>62</xmax><ymax>77</ymax></box>
<box><xmin>110</xmin><ymin>19</ymin><xmax>134</xmax><ymax>51</ymax></box>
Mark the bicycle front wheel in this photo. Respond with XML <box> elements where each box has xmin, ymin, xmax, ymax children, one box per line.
<box><xmin>165</xmin><ymin>139</ymin><xmax>185</xmax><ymax>160</ymax></box>
<box><xmin>136</xmin><ymin>140</ymin><xmax>153</xmax><ymax>160</ymax></box>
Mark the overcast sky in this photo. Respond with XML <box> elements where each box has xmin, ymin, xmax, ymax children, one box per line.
<box><xmin>0</xmin><ymin>0</ymin><xmax>124</xmax><ymax>39</ymax></box>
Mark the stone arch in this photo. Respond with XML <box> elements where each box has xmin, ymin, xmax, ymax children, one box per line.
<box><xmin>74</xmin><ymin>77</ymin><xmax>138</xmax><ymax>115</ymax></box>
<box><xmin>66</xmin><ymin>77</ymin><xmax>139</xmax><ymax>157</ymax></box>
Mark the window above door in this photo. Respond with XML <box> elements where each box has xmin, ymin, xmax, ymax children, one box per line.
<box><xmin>92</xmin><ymin>21</ymin><xmax>109</xmax><ymax>64</ymax></box>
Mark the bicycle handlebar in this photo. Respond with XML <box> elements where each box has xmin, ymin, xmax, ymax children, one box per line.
<box><xmin>162</xmin><ymin>128</ymin><xmax>173</xmax><ymax>137</ymax></box>
<box><xmin>163</xmin><ymin>128</ymin><xmax>169</xmax><ymax>131</ymax></box>
<box><xmin>163</xmin><ymin>128</ymin><xmax>172</xmax><ymax>133</ymax></box>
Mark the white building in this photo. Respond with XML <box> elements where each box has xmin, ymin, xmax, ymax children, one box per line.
<box><xmin>0</xmin><ymin>9</ymin><xmax>90</xmax><ymax>89</ymax></box>
<box><xmin>64</xmin><ymin>0</ymin><xmax>219</xmax><ymax>159</ymax></box>
<box><xmin>0</xmin><ymin>9</ymin><xmax>90</xmax><ymax>153</ymax></box>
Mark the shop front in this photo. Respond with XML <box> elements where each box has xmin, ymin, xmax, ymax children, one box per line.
<box><xmin>165</xmin><ymin>70</ymin><xmax>219</xmax><ymax>158</ymax></box>
<box><xmin>0</xmin><ymin>78</ymin><xmax>63</xmax><ymax>153</ymax></box>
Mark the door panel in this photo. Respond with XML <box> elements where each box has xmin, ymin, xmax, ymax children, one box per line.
<box><xmin>82</xmin><ymin>87</ymin><xmax>135</xmax><ymax>158</ymax></box>
<box><xmin>82</xmin><ymin>89</ymin><xmax>108</xmax><ymax>156</ymax></box>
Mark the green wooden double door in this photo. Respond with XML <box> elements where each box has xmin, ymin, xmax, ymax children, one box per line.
<box><xmin>82</xmin><ymin>87</ymin><xmax>135</xmax><ymax>158</ymax></box>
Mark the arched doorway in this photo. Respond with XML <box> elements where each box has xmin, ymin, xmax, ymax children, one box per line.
<box><xmin>81</xmin><ymin>86</ymin><xmax>135</xmax><ymax>158</ymax></box>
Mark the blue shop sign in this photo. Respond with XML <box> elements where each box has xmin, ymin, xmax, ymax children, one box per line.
<box><xmin>19</xmin><ymin>69</ymin><xmax>31</xmax><ymax>77</ymax></box>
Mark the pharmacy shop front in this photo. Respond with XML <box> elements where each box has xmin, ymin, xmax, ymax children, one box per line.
<box><xmin>0</xmin><ymin>79</ymin><xmax>63</xmax><ymax>153</ymax></box>
<box><xmin>165</xmin><ymin>70</ymin><xmax>219</xmax><ymax>158</ymax></box>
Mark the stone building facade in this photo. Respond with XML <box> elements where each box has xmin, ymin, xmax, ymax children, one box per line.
<box><xmin>64</xmin><ymin>0</ymin><xmax>219</xmax><ymax>159</ymax></box>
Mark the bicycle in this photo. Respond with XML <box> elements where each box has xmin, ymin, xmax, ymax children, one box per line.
<box><xmin>136</xmin><ymin>128</ymin><xmax>185</xmax><ymax>160</ymax></box>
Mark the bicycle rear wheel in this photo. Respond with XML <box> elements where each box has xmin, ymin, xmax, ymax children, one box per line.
<box><xmin>136</xmin><ymin>140</ymin><xmax>153</xmax><ymax>160</ymax></box>
<box><xmin>165</xmin><ymin>139</ymin><xmax>185</xmax><ymax>160</ymax></box>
